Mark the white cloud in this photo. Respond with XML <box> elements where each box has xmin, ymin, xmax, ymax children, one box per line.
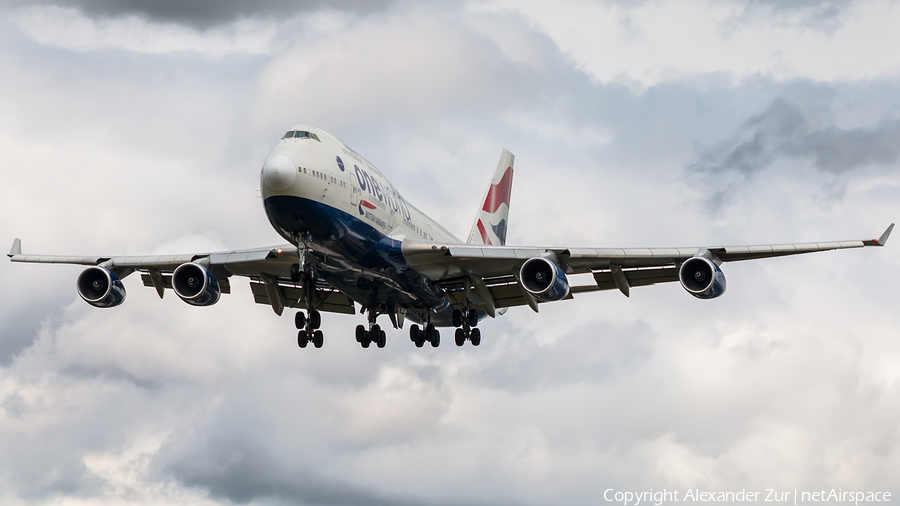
<box><xmin>1</xmin><ymin>1</ymin><xmax>899</xmax><ymax>505</ymax></box>
<box><xmin>487</xmin><ymin>0</ymin><xmax>900</xmax><ymax>87</ymax></box>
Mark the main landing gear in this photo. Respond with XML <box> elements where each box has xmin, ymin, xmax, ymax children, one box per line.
<box><xmin>296</xmin><ymin>309</ymin><xmax>323</xmax><ymax>348</ymax></box>
<box><xmin>451</xmin><ymin>308</ymin><xmax>481</xmax><ymax>347</ymax></box>
<box><xmin>409</xmin><ymin>323</ymin><xmax>440</xmax><ymax>348</ymax></box>
<box><xmin>355</xmin><ymin>306</ymin><xmax>388</xmax><ymax>348</ymax></box>
<box><xmin>356</xmin><ymin>324</ymin><xmax>386</xmax><ymax>348</ymax></box>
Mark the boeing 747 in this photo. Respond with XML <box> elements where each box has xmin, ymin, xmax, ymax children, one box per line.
<box><xmin>9</xmin><ymin>125</ymin><xmax>894</xmax><ymax>349</ymax></box>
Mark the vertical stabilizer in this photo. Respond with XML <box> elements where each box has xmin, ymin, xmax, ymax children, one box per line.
<box><xmin>467</xmin><ymin>149</ymin><xmax>514</xmax><ymax>246</ymax></box>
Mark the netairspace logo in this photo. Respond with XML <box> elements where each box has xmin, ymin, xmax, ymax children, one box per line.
<box><xmin>603</xmin><ymin>488</ymin><xmax>892</xmax><ymax>506</ymax></box>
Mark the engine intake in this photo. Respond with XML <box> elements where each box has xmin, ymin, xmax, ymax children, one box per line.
<box><xmin>519</xmin><ymin>257</ymin><xmax>570</xmax><ymax>302</ymax></box>
<box><xmin>679</xmin><ymin>256</ymin><xmax>726</xmax><ymax>299</ymax></box>
<box><xmin>172</xmin><ymin>262</ymin><xmax>221</xmax><ymax>306</ymax></box>
<box><xmin>77</xmin><ymin>266</ymin><xmax>126</xmax><ymax>308</ymax></box>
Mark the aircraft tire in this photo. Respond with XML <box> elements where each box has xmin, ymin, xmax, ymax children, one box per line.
<box><xmin>467</xmin><ymin>310</ymin><xmax>478</xmax><ymax>327</ymax></box>
<box><xmin>470</xmin><ymin>328</ymin><xmax>481</xmax><ymax>346</ymax></box>
<box><xmin>455</xmin><ymin>328</ymin><xmax>466</xmax><ymax>347</ymax></box>
<box><xmin>409</xmin><ymin>324</ymin><xmax>421</xmax><ymax>342</ymax></box>
<box><xmin>414</xmin><ymin>339</ymin><xmax>424</xmax><ymax>348</ymax></box>
<box><xmin>361</xmin><ymin>336</ymin><xmax>371</xmax><ymax>348</ymax></box>
<box><xmin>431</xmin><ymin>330</ymin><xmax>440</xmax><ymax>348</ymax></box>
<box><xmin>295</xmin><ymin>311</ymin><xmax>306</xmax><ymax>329</ymax></box>
<box><xmin>377</xmin><ymin>330</ymin><xmax>386</xmax><ymax>348</ymax></box>
<box><xmin>298</xmin><ymin>330</ymin><xmax>308</xmax><ymax>348</ymax></box>
<box><xmin>309</xmin><ymin>310</ymin><xmax>321</xmax><ymax>329</ymax></box>
<box><xmin>452</xmin><ymin>309</ymin><xmax>462</xmax><ymax>327</ymax></box>
<box><xmin>356</xmin><ymin>325</ymin><xmax>366</xmax><ymax>342</ymax></box>
<box><xmin>313</xmin><ymin>330</ymin><xmax>324</xmax><ymax>348</ymax></box>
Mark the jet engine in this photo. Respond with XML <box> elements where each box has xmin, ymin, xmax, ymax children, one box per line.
<box><xmin>77</xmin><ymin>266</ymin><xmax>126</xmax><ymax>308</ymax></box>
<box><xmin>172</xmin><ymin>262</ymin><xmax>221</xmax><ymax>306</ymax></box>
<box><xmin>679</xmin><ymin>256</ymin><xmax>727</xmax><ymax>299</ymax></box>
<box><xmin>519</xmin><ymin>257</ymin><xmax>570</xmax><ymax>302</ymax></box>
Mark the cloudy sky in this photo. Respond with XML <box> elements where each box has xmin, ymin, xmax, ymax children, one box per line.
<box><xmin>1</xmin><ymin>0</ymin><xmax>899</xmax><ymax>504</ymax></box>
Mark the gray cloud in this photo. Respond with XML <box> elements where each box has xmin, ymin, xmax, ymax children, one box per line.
<box><xmin>728</xmin><ymin>0</ymin><xmax>858</xmax><ymax>33</ymax></box>
<box><xmin>466</xmin><ymin>321</ymin><xmax>656</xmax><ymax>393</ymax></box>
<box><xmin>0</xmin><ymin>0</ymin><xmax>405</xmax><ymax>28</ymax></box>
<box><xmin>161</xmin><ymin>434</ymin><xmax>489</xmax><ymax>506</ymax></box>
<box><xmin>688</xmin><ymin>86</ymin><xmax>900</xmax><ymax>208</ymax></box>
<box><xmin>2</xmin><ymin>2</ymin><xmax>900</xmax><ymax>505</ymax></box>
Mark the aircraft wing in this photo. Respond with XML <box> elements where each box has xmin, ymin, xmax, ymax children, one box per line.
<box><xmin>7</xmin><ymin>239</ymin><xmax>355</xmax><ymax>316</ymax></box>
<box><xmin>401</xmin><ymin>224</ymin><xmax>894</xmax><ymax>314</ymax></box>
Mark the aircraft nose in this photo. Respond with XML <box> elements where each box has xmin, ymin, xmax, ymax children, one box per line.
<box><xmin>261</xmin><ymin>155</ymin><xmax>297</xmax><ymax>192</ymax></box>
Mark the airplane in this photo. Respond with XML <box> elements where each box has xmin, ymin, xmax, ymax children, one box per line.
<box><xmin>8</xmin><ymin>125</ymin><xmax>894</xmax><ymax>349</ymax></box>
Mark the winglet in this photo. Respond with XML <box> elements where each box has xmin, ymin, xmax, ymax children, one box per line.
<box><xmin>8</xmin><ymin>238</ymin><xmax>21</xmax><ymax>258</ymax></box>
<box><xmin>864</xmin><ymin>223</ymin><xmax>894</xmax><ymax>247</ymax></box>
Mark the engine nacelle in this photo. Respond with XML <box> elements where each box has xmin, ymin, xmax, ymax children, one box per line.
<box><xmin>77</xmin><ymin>266</ymin><xmax>126</xmax><ymax>308</ymax></box>
<box><xmin>519</xmin><ymin>257</ymin><xmax>570</xmax><ymax>302</ymax></box>
<box><xmin>679</xmin><ymin>256</ymin><xmax>727</xmax><ymax>299</ymax></box>
<box><xmin>172</xmin><ymin>262</ymin><xmax>221</xmax><ymax>306</ymax></box>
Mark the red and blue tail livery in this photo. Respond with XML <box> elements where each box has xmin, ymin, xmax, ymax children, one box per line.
<box><xmin>468</xmin><ymin>149</ymin><xmax>514</xmax><ymax>246</ymax></box>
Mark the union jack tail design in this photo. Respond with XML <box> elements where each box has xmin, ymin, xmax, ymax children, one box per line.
<box><xmin>467</xmin><ymin>148</ymin><xmax>514</xmax><ymax>246</ymax></box>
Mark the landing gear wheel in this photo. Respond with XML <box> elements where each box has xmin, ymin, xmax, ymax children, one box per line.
<box><xmin>290</xmin><ymin>263</ymin><xmax>301</xmax><ymax>282</ymax></box>
<box><xmin>409</xmin><ymin>324</ymin><xmax>421</xmax><ymax>342</ymax></box>
<box><xmin>361</xmin><ymin>335</ymin><xmax>371</xmax><ymax>348</ymax></box>
<box><xmin>356</xmin><ymin>325</ymin><xmax>366</xmax><ymax>343</ymax></box>
<box><xmin>309</xmin><ymin>310</ymin><xmax>321</xmax><ymax>330</ymax></box>
<box><xmin>431</xmin><ymin>329</ymin><xmax>440</xmax><ymax>348</ymax></box>
<box><xmin>470</xmin><ymin>327</ymin><xmax>481</xmax><ymax>346</ymax></box>
<box><xmin>452</xmin><ymin>309</ymin><xmax>463</xmax><ymax>327</ymax></box>
<box><xmin>295</xmin><ymin>311</ymin><xmax>306</xmax><ymax>329</ymax></box>
<box><xmin>377</xmin><ymin>330</ymin><xmax>386</xmax><ymax>348</ymax></box>
<box><xmin>312</xmin><ymin>330</ymin><xmax>324</xmax><ymax>348</ymax></box>
<box><xmin>455</xmin><ymin>328</ymin><xmax>466</xmax><ymax>347</ymax></box>
<box><xmin>467</xmin><ymin>310</ymin><xmax>478</xmax><ymax>327</ymax></box>
<box><xmin>298</xmin><ymin>330</ymin><xmax>308</xmax><ymax>348</ymax></box>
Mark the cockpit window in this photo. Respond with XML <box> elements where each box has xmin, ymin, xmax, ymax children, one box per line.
<box><xmin>282</xmin><ymin>130</ymin><xmax>321</xmax><ymax>141</ymax></box>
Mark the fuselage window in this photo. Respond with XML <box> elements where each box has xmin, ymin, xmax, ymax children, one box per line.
<box><xmin>294</xmin><ymin>131</ymin><xmax>310</xmax><ymax>139</ymax></box>
<box><xmin>283</xmin><ymin>131</ymin><xmax>294</xmax><ymax>138</ymax></box>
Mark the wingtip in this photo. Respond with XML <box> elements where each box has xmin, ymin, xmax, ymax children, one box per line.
<box><xmin>864</xmin><ymin>223</ymin><xmax>894</xmax><ymax>247</ymax></box>
<box><xmin>879</xmin><ymin>223</ymin><xmax>894</xmax><ymax>246</ymax></box>
<box><xmin>8</xmin><ymin>238</ymin><xmax>21</xmax><ymax>258</ymax></box>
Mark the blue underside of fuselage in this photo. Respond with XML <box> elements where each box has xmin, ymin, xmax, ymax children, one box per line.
<box><xmin>263</xmin><ymin>195</ymin><xmax>453</xmax><ymax>326</ymax></box>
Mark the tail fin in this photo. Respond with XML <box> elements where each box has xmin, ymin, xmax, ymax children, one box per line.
<box><xmin>467</xmin><ymin>148</ymin><xmax>514</xmax><ymax>246</ymax></box>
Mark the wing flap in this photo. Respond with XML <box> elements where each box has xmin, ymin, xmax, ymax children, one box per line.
<box><xmin>592</xmin><ymin>266</ymin><xmax>679</xmax><ymax>291</ymax></box>
<box><xmin>249</xmin><ymin>281</ymin><xmax>355</xmax><ymax>315</ymax></box>
<box><xmin>141</xmin><ymin>273</ymin><xmax>232</xmax><ymax>294</ymax></box>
